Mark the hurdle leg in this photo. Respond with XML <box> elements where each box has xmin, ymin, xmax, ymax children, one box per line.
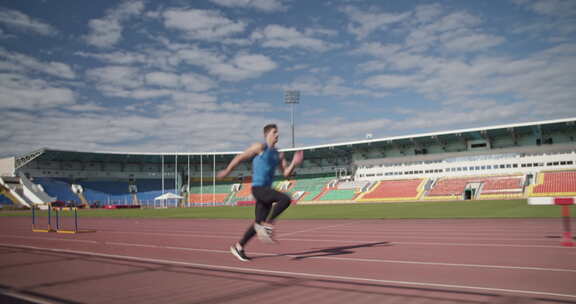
<box><xmin>74</xmin><ymin>207</ymin><xmax>78</xmax><ymax>233</ymax></box>
<box><xmin>48</xmin><ymin>207</ymin><xmax>52</xmax><ymax>231</ymax></box>
<box><xmin>56</xmin><ymin>208</ymin><xmax>60</xmax><ymax>231</ymax></box>
<box><xmin>561</xmin><ymin>205</ymin><xmax>574</xmax><ymax>247</ymax></box>
<box><xmin>32</xmin><ymin>205</ymin><xmax>56</xmax><ymax>233</ymax></box>
<box><xmin>32</xmin><ymin>205</ymin><xmax>36</xmax><ymax>229</ymax></box>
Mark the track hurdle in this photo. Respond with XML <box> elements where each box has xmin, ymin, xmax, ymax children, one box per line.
<box><xmin>53</xmin><ymin>207</ymin><xmax>96</xmax><ymax>234</ymax></box>
<box><xmin>32</xmin><ymin>205</ymin><xmax>96</xmax><ymax>234</ymax></box>
<box><xmin>528</xmin><ymin>197</ymin><xmax>575</xmax><ymax>247</ymax></box>
<box><xmin>554</xmin><ymin>197</ymin><xmax>574</xmax><ymax>247</ymax></box>
<box><xmin>31</xmin><ymin>205</ymin><xmax>56</xmax><ymax>233</ymax></box>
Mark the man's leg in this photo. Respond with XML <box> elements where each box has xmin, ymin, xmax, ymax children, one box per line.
<box><xmin>231</xmin><ymin>196</ymin><xmax>270</xmax><ymax>261</ymax></box>
<box><xmin>265</xmin><ymin>190</ymin><xmax>291</xmax><ymax>222</ymax></box>
<box><xmin>238</xmin><ymin>199</ymin><xmax>270</xmax><ymax>246</ymax></box>
<box><xmin>251</xmin><ymin>187</ymin><xmax>292</xmax><ymax>243</ymax></box>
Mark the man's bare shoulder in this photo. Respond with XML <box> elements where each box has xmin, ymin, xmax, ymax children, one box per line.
<box><xmin>246</xmin><ymin>142</ymin><xmax>265</xmax><ymax>154</ymax></box>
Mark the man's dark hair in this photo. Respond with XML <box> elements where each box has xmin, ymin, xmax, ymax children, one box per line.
<box><xmin>263</xmin><ymin>124</ymin><xmax>277</xmax><ymax>135</ymax></box>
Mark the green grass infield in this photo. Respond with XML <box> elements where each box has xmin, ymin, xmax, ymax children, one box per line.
<box><xmin>0</xmin><ymin>199</ymin><xmax>570</xmax><ymax>219</ymax></box>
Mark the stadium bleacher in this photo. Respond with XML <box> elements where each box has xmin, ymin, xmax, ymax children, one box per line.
<box><xmin>33</xmin><ymin>177</ymin><xmax>79</xmax><ymax>203</ymax></box>
<box><xmin>188</xmin><ymin>180</ymin><xmax>235</xmax><ymax>205</ymax></box>
<box><xmin>357</xmin><ymin>179</ymin><xmax>425</xmax><ymax>202</ymax></box>
<box><xmin>531</xmin><ymin>170</ymin><xmax>576</xmax><ymax>196</ymax></box>
<box><xmin>317</xmin><ymin>189</ymin><xmax>357</xmax><ymax>201</ymax></box>
<box><xmin>5</xmin><ymin>118</ymin><xmax>575</xmax><ymax>207</ymax></box>
<box><xmin>426</xmin><ymin>175</ymin><xmax>525</xmax><ymax>200</ymax></box>
<box><xmin>288</xmin><ymin>175</ymin><xmax>333</xmax><ymax>202</ymax></box>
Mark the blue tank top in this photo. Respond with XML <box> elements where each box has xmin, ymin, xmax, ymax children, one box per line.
<box><xmin>252</xmin><ymin>144</ymin><xmax>279</xmax><ymax>187</ymax></box>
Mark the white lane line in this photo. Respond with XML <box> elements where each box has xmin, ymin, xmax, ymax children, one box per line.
<box><xmin>1</xmin><ymin>238</ymin><xmax>574</xmax><ymax>273</ymax></box>
<box><xmin>3</xmin><ymin>230</ymin><xmax>564</xmax><ymax>243</ymax></box>
<box><xmin>103</xmin><ymin>241</ymin><xmax>576</xmax><ymax>273</ymax></box>
<box><xmin>278</xmin><ymin>221</ymin><xmax>359</xmax><ymax>237</ymax></box>
<box><xmin>0</xmin><ymin>235</ymin><xmax>99</xmax><ymax>243</ymax></box>
<box><xmin>0</xmin><ymin>233</ymin><xmax>571</xmax><ymax>249</ymax></box>
<box><xmin>1</xmin><ymin>243</ymin><xmax>575</xmax><ymax>300</ymax></box>
<box><xmin>279</xmin><ymin>238</ymin><xmax>576</xmax><ymax>249</ymax></box>
<box><xmin>0</xmin><ymin>288</ymin><xmax>57</xmax><ymax>304</ymax></box>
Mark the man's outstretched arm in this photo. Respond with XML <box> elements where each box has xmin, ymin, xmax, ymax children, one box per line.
<box><xmin>217</xmin><ymin>143</ymin><xmax>263</xmax><ymax>178</ymax></box>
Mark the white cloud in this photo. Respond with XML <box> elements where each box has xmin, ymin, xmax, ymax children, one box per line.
<box><xmin>405</xmin><ymin>12</ymin><xmax>504</xmax><ymax>53</ymax></box>
<box><xmin>299</xmin><ymin>117</ymin><xmax>394</xmax><ymax>140</ymax></box>
<box><xmin>75</xmin><ymin>51</ymin><xmax>149</xmax><ymax>65</ymax></box>
<box><xmin>364</xmin><ymin>74</ymin><xmax>418</xmax><ymax>90</ymax></box>
<box><xmin>85</xmin><ymin>63</ymin><xmax>219</xmax><ymax>105</ymax></box>
<box><xmin>0</xmin><ymin>8</ymin><xmax>57</xmax><ymax>36</ymax></box>
<box><xmin>144</xmin><ymin>71</ymin><xmax>216</xmax><ymax>91</ymax></box>
<box><xmin>340</xmin><ymin>6</ymin><xmax>410</xmax><ymax>39</ymax></box>
<box><xmin>285</xmin><ymin>75</ymin><xmax>378</xmax><ymax>97</ymax></box>
<box><xmin>412</xmin><ymin>4</ymin><xmax>443</xmax><ymax>24</ymax></box>
<box><xmin>251</xmin><ymin>25</ymin><xmax>337</xmax><ymax>51</ymax></box>
<box><xmin>210</xmin><ymin>0</ymin><xmax>287</xmax><ymax>12</ymax></box>
<box><xmin>0</xmin><ymin>48</ymin><xmax>75</xmax><ymax>79</ymax></box>
<box><xmin>513</xmin><ymin>0</ymin><xmax>576</xmax><ymax>17</ymax></box>
<box><xmin>442</xmin><ymin>33</ymin><xmax>505</xmax><ymax>52</ymax></box>
<box><xmin>175</xmin><ymin>47</ymin><xmax>276</xmax><ymax>81</ymax></box>
<box><xmin>0</xmin><ymin>73</ymin><xmax>75</xmax><ymax>110</ymax></box>
<box><xmin>86</xmin><ymin>66</ymin><xmax>143</xmax><ymax>89</ymax></box>
<box><xmin>426</xmin><ymin>11</ymin><xmax>482</xmax><ymax>32</ymax></box>
<box><xmin>145</xmin><ymin>72</ymin><xmax>180</xmax><ymax>88</ymax></box>
<box><xmin>209</xmin><ymin>53</ymin><xmax>277</xmax><ymax>81</ymax></box>
<box><xmin>511</xmin><ymin>0</ymin><xmax>576</xmax><ymax>37</ymax></box>
<box><xmin>353</xmin><ymin>42</ymin><xmax>402</xmax><ymax>58</ymax></box>
<box><xmin>357</xmin><ymin>41</ymin><xmax>576</xmax><ymax>119</ymax></box>
<box><xmin>0</xmin><ymin>102</ymin><xmax>281</xmax><ymax>156</ymax></box>
<box><xmin>176</xmin><ymin>47</ymin><xmax>224</xmax><ymax>67</ymax></box>
<box><xmin>84</xmin><ymin>0</ymin><xmax>145</xmax><ymax>48</ymax></box>
<box><xmin>85</xmin><ymin>19</ymin><xmax>123</xmax><ymax>48</ymax></box>
<box><xmin>67</xmin><ymin>103</ymin><xmax>107</xmax><ymax>112</ymax></box>
<box><xmin>219</xmin><ymin>100</ymin><xmax>275</xmax><ymax>113</ymax></box>
<box><xmin>163</xmin><ymin>9</ymin><xmax>245</xmax><ymax>40</ymax></box>
<box><xmin>180</xmin><ymin>73</ymin><xmax>216</xmax><ymax>91</ymax></box>
<box><xmin>346</xmin><ymin>6</ymin><xmax>504</xmax><ymax>55</ymax></box>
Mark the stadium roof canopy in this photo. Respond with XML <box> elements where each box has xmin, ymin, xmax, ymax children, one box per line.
<box><xmin>13</xmin><ymin>117</ymin><xmax>576</xmax><ymax>169</ymax></box>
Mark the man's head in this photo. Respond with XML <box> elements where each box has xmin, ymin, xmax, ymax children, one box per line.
<box><xmin>263</xmin><ymin>123</ymin><xmax>279</xmax><ymax>146</ymax></box>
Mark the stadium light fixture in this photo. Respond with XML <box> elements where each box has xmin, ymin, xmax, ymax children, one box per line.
<box><xmin>284</xmin><ymin>90</ymin><xmax>300</xmax><ymax>148</ymax></box>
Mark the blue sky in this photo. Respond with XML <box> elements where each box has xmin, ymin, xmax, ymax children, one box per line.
<box><xmin>0</xmin><ymin>0</ymin><xmax>575</xmax><ymax>157</ymax></box>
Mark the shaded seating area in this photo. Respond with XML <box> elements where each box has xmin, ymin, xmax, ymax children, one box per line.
<box><xmin>78</xmin><ymin>180</ymin><xmax>132</xmax><ymax>205</ymax></box>
<box><xmin>32</xmin><ymin>177</ymin><xmax>79</xmax><ymax>203</ymax></box>
<box><xmin>135</xmin><ymin>179</ymin><xmax>175</xmax><ymax>202</ymax></box>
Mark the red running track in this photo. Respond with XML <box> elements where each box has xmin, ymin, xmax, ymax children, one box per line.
<box><xmin>0</xmin><ymin>217</ymin><xmax>575</xmax><ymax>304</ymax></box>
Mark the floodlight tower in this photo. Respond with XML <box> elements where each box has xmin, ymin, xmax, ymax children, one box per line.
<box><xmin>284</xmin><ymin>90</ymin><xmax>300</xmax><ymax>148</ymax></box>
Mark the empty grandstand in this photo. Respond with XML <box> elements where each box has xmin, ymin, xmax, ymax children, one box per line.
<box><xmin>0</xmin><ymin>118</ymin><xmax>575</xmax><ymax>208</ymax></box>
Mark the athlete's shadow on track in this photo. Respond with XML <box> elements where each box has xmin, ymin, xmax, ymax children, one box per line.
<box><xmin>255</xmin><ymin>241</ymin><xmax>391</xmax><ymax>260</ymax></box>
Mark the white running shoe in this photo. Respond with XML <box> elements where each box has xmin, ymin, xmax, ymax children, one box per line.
<box><xmin>254</xmin><ymin>223</ymin><xmax>276</xmax><ymax>244</ymax></box>
<box><xmin>230</xmin><ymin>243</ymin><xmax>250</xmax><ymax>261</ymax></box>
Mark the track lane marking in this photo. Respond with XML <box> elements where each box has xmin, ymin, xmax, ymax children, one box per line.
<box><xmin>1</xmin><ymin>239</ymin><xmax>574</xmax><ymax>273</ymax></box>
<box><xmin>0</xmin><ymin>233</ymin><xmax>572</xmax><ymax>249</ymax></box>
<box><xmin>1</xmin><ymin>243</ymin><xmax>575</xmax><ymax>300</ymax></box>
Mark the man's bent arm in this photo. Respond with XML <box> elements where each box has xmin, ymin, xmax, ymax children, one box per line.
<box><xmin>218</xmin><ymin>143</ymin><xmax>262</xmax><ymax>178</ymax></box>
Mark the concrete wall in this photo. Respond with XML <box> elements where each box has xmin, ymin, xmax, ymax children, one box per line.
<box><xmin>0</xmin><ymin>157</ymin><xmax>15</xmax><ymax>176</ymax></box>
